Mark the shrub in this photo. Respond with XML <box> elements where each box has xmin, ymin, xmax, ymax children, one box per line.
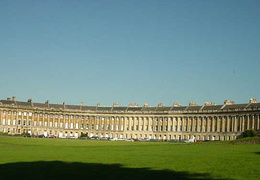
<box><xmin>80</xmin><ymin>132</ymin><xmax>88</xmax><ymax>137</ymax></box>
<box><xmin>0</xmin><ymin>132</ymin><xmax>9</xmax><ymax>136</ymax></box>
<box><xmin>241</xmin><ymin>129</ymin><xmax>258</xmax><ymax>138</ymax></box>
<box><xmin>21</xmin><ymin>132</ymin><xmax>31</xmax><ymax>137</ymax></box>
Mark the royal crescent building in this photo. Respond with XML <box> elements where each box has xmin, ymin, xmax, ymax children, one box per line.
<box><xmin>0</xmin><ymin>97</ymin><xmax>260</xmax><ymax>141</ymax></box>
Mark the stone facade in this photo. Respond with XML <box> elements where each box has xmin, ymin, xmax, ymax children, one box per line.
<box><xmin>0</xmin><ymin>97</ymin><xmax>259</xmax><ymax>141</ymax></box>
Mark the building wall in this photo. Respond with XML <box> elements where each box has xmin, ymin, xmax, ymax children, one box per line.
<box><xmin>0</xmin><ymin>106</ymin><xmax>259</xmax><ymax>140</ymax></box>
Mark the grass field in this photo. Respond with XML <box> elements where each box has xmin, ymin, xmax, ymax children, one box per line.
<box><xmin>0</xmin><ymin>137</ymin><xmax>259</xmax><ymax>180</ymax></box>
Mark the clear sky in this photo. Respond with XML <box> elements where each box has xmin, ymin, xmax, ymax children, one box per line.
<box><xmin>0</xmin><ymin>0</ymin><xmax>259</xmax><ymax>106</ymax></box>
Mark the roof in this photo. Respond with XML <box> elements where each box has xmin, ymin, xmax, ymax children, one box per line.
<box><xmin>201</xmin><ymin>105</ymin><xmax>223</xmax><ymax>111</ymax></box>
<box><xmin>1</xmin><ymin>99</ymin><xmax>259</xmax><ymax>113</ymax></box>
<box><xmin>185</xmin><ymin>106</ymin><xmax>203</xmax><ymax>111</ymax></box>
<box><xmin>156</xmin><ymin>107</ymin><xmax>172</xmax><ymax>111</ymax></box>
<box><xmin>96</xmin><ymin>107</ymin><xmax>112</xmax><ymax>111</ymax></box>
<box><xmin>246</xmin><ymin>103</ymin><xmax>260</xmax><ymax>109</ymax></box>
<box><xmin>222</xmin><ymin>104</ymin><xmax>247</xmax><ymax>110</ymax></box>
<box><xmin>127</xmin><ymin>107</ymin><xmax>142</xmax><ymax>112</ymax></box>
<box><xmin>112</xmin><ymin>107</ymin><xmax>127</xmax><ymax>111</ymax></box>
<box><xmin>81</xmin><ymin>106</ymin><xmax>97</xmax><ymax>111</ymax></box>
<box><xmin>141</xmin><ymin>107</ymin><xmax>157</xmax><ymax>111</ymax></box>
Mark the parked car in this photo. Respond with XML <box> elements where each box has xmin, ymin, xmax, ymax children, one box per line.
<box><xmin>49</xmin><ymin>135</ymin><xmax>57</xmax><ymax>138</ymax></box>
<box><xmin>168</xmin><ymin>139</ymin><xmax>178</xmax><ymax>143</ymax></box>
<box><xmin>149</xmin><ymin>139</ymin><xmax>156</xmax><ymax>142</ymax></box>
<box><xmin>180</xmin><ymin>139</ymin><xmax>194</xmax><ymax>143</ymax></box>
<box><xmin>138</xmin><ymin>138</ymin><xmax>149</xmax><ymax>142</ymax></box>
<box><xmin>100</xmin><ymin>137</ymin><xmax>109</xmax><ymax>141</ymax></box>
<box><xmin>126</xmin><ymin>139</ymin><xmax>134</xmax><ymax>142</ymax></box>
<box><xmin>90</xmin><ymin>136</ymin><xmax>99</xmax><ymax>140</ymax></box>
<box><xmin>37</xmin><ymin>135</ymin><xmax>45</xmax><ymax>138</ymax></box>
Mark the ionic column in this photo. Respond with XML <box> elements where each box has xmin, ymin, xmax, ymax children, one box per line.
<box><xmin>247</xmin><ymin>115</ymin><xmax>250</xmax><ymax>130</ymax></box>
<box><xmin>162</xmin><ymin>117</ymin><xmax>166</xmax><ymax>131</ymax></box>
<box><xmin>234</xmin><ymin>116</ymin><xmax>237</xmax><ymax>132</ymax></box>
<box><xmin>226</xmin><ymin>116</ymin><xmax>230</xmax><ymax>132</ymax></box>
<box><xmin>231</xmin><ymin>116</ymin><xmax>234</xmax><ymax>132</ymax></box>
<box><xmin>196</xmin><ymin>117</ymin><xmax>199</xmax><ymax>132</ymax></box>
<box><xmin>216</xmin><ymin>116</ymin><xmax>220</xmax><ymax>132</ymax></box>
<box><xmin>241</xmin><ymin>115</ymin><xmax>245</xmax><ymax>131</ymax></box>
<box><xmin>222</xmin><ymin>117</ymin><xmax>225</xmax><ymax>132</ymax></box>
<box><xmin>181</xmin><ymin>117</ymin><xmax>184</xmax><ymax>132</ymax></box>
<box><xmin>252</xmin><ymin>115</ymin><xmax>255</xmax><ymax>129</ymax></box>
<box><xmin>238</xmin><ymin>116</ymin><xmax>242</xmax><ymax>132</ymax></box>
<box><xmin>256</xmin><ymin>114</ymin><xmax>260</xmax><ymax>130</ymax></box>
<box><xmin>211</xmin><ymin>118</ymin><xmax>215</xmax><ymax>132</ymax></box>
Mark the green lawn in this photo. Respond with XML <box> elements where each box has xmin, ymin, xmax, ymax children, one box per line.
<box><xmin>0</xmin><ymin>137</ymin><xmax>259</xmax><ymax>180</ymax></box>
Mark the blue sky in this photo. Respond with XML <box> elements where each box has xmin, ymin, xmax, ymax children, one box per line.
<box><xmin>0</xmin><ymin>0</ymin><xmax>259</xmax><ymax>106</ymax></box>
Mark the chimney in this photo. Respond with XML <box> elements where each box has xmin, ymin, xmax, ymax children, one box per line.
<box><xmin>143</xmin><ymin>102</ymin><xmax>149</xmax><ymax>107</ymax></box>
<box><xmin>158</xmin><ymin>103</ymin><xmax>165</xmax><ymax>107</ymax></box>
<box><xmin>113</xmin><ymin>103</ymin><xmax>119</xmax><ymax>107</ymax></box>
<box><xmin>63</xmin><ymin>102</ymin><xmax>66</xmax><ymax>109</ymax></box>
<box><xmin>249</xmin><ymin>98</ymin><xmax>257</xmax><ymax>103</ymax></box>
<box><xmin>189</xmin><ymin>101</ymin><xmax>199</xmax><ymax>106</ymax></box>
<box><xmin>27</xmin><ymin>99</ymin><xmax>33</xmax><ymax>106</ymax></box>
<box><xmin>173</xmin><ymin>102</ymin><xmax>182</xmax><ymax>107</ymax></box>
<box><xmin>204</xmin><ymin>101</ymin><xmax>216</xmax><ymax>106</ymax></box>
<box><xmin>45</xmin><ymin>100</ymin><xmax>50</xmax><ymax>108</ymax></box>
<box><xmin>224</xmin><ymin>100</ymin><xmax>235</xmax><ymax>105</ymax></box>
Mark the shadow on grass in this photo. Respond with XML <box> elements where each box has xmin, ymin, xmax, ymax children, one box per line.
<box><xmin>0</xmin><ymin>161</ymin><xmax>230</xmax><ymax>180</ymax></box>
<box><xmin>255</xmin><ymin>152</ymin><xmax>260</xmax><ymax>155</ymax></box>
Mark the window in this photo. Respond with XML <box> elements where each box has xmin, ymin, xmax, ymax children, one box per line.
<box><xmin>23</xmin><ymin>120</ymin><xmax>26</xmax><ymax>126</ymax></box>
<box><xmin>13</xmin><ymin>120</ymin><xmax>16</xmax><ymax>125</ymax></box>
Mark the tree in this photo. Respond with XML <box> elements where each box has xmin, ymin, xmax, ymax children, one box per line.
<box><xmin>80</xmin><ymin>132</ymin><xmax>88</xmax><ymax>137</ymax></box>
<box><xmin>241</xmin><ymin>129</ymin><xmax>258</xmax><ymax>138</ymax></box>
